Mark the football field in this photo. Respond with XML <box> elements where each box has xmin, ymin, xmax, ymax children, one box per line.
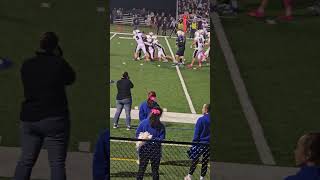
<box><xmin>110</xmin><ymin>27</ymin><xmax>210</xmax><ymax>114</ymax></box>
<box><xmin>109</xmin><ymin>25</ymin><xmax>211</xmax><ymax>178</ymax></box>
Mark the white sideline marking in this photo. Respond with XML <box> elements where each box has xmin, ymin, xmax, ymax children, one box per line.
<box><xmin>212</xmin><ymin>12</ymin><xmax>275</xmax><ymax>165</ymax></box>
<box><xmin>119</xmin><ymin>36</ymin><xmax>133</xmax><ymax>40</ymax></box>
<box><xmin>164</xmin><ymin>36</ymin><xmax>196</xmax><ymax>114</ymax></box>
<box><xmin>110</xmin><ymin>108</ymin><xmax>201</xmax><ymax>124</ymax></box>
<box><xmin>78</xmin><ymin>142</ymin><xmax>91</xmax><ymax>152</ymax></box>
<box><xmin>110</xmin><ymin>33</ymin><xmax>117</xmax><ymax>40</ymax></box>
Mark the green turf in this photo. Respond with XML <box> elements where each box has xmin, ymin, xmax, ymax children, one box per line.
<box><xmin>110</xmin><ymin>119</ymin><xmax>195</xmax><ymax>142</ymax></box>
<box><xmin>211</xmin><ymin>31</ymin><xmax>260</xmax><ymax>164</ymax></box>
<box><xmin>220</xmin><ymin>10</ymin><xmax>320</xmax><ymax>166</ymax></box>
<box><xmin>110</xmin><ymin>32</ymin><xmax>210</xmax><ymax>114</ymax></box>
<box><xmin>0</xmin><ymin>0</ymin><xmax>107</xmax><ymax>150</ymax></box>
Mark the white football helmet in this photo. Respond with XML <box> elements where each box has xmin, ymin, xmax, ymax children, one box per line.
<box><xmin>149</xmin><ymin>32</ymin><xmax>154</xmax><ymax>36</ymax></box>
<box><xmin>152</xmin><ymin>35</ymin><xmax>157</xmax><ymax>40</ymax></box>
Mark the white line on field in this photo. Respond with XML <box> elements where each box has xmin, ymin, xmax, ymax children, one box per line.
<box><xmin>212</xmin><ymin>12</ymin><xmax>275</xmax><ymax>165</ymax></box>
<box><xmin>119</xmin><ymin>36</ymin><xmax>133</xmax><ymax>40</ymax></box>
<box><xmin>110</xmin><ymin>33</ymin><xmax>117</xmax><ymax>40</ymax></box>
<box><xmin>164</xmin><ymin>36</ymin><xmax>196</xmax><ymax>114</ymax></box>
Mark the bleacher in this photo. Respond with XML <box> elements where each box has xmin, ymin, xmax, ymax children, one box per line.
<box><xmin>113</xmin><ymin>14</ymin><xmax>147</xmax><ymax>26</ymax></box>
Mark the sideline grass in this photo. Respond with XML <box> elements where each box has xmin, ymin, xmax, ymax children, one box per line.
<box><xmin>221</xmin><ymin>10</ymin><xmax>320</xmax><ymax>166</ymax></box>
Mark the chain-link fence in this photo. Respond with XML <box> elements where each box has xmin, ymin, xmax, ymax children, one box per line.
<box><xmin>110</xmin><ymin>137</ymin><xmax>210</xmax><ymax>180</ymax></box>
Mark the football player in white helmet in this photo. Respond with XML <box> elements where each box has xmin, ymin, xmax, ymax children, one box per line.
<box><xmin>144</xmin><ymin>35</ymin><xmax>155</xmax><ymax>61</ymax></box>
<box><xmin>188</xmin><ymin>30</ymin><xmax>206</xmax><ymax>68</ymax></box>
<box><xmin>133</xmin><ymin>30</ymin><xmax>149</xmax><ymax>61</ymax></box>
<box><xmin>153</xmin><ymin>39</ymin><xmax>173</xmax><ymax>62</ymax></box>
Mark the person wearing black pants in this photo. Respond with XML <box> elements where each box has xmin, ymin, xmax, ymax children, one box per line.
<box><xmin>14</xmin><ymin>32</ymin><xmax>75</xmax><ymax>180</ymax></box>
<box><xmin>136</xmin><ymin>107</ymin><xmax>165</xmax><ymax>180</ymax></box>
<box><xmin>185</xmin><ymin>104</ymin><xmax>210</xmax><ymax>180</ymax></box>
<box><xmin>187</xmin><ymin>144</ymin><xmax>210</xmax><ymax>179</ymax></box>
<box><xmin>156</xmin><ymin>16</ymin><xmax>162</xmax><ymax>35</ymax></box>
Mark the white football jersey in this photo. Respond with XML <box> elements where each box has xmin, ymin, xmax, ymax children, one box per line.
<box><xmin>134</xmin><ymin>32</ymin><xmax>144</xmax><ymax>44</ymax></box>
<box><xmin>195</xmin><ymin>35</ymin><xmax>205</xmax><ymax>51</ymax></box>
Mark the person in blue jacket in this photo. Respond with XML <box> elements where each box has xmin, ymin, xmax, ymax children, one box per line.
<box><xmin>0</xmin><ymin>57</ymin><xmax>12</xmax><ymax>70</ymax></box>
<box><xmin>136</xmin><ymin>107</ymin><xmax>165</xmax><ymax>180</ymax></box>
<box><xmin>185</xmin><ymin>104</ymin><xmax>210</xmax><ymax>180</ymax></box>
<box><xmin>139</xmin><ymin>91</ymin><xmax>160</xmax><ymax>122</ymax></box>
<box><xmin>92</xmin><ymin>129</ymin><xmax>110</xmax><ymax>180</ymax></box>
<box><xmin>285</xmin><ymin>132</ymin><xmax>320</xmax><ymax>180</ymax></box>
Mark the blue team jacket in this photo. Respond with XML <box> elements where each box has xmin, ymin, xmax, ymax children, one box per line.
<box><xmin>285</xmin><ymin>166</ymin><xmax>320</xmax><ymax>180</ymax></box>
<box><xmin>139</xmin><ymin>101</ymin><xmax>160</xmax><ymax>122</ymax></box>
<box><xmin>136</xmin><ymin>118</ymin><xmax>166</xmax><ymax>140</ymax></box>
<box><xmin>92</xmin><ymin>129</ymin><xmax>110</xmax><ymax>180</ymax></box>
<box><xmin>193</xmin><ymin>113</ymin><xmax>210</xmax><ymax>143</ymax></box>
<box><xmin>139</xmin><ymin>101</ymin><xmax>151</xmax><ymax>121</ymax></box>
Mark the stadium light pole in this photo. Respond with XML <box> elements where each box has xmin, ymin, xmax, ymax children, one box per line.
<box><xmin>176</xmin><ymin>0</ymin><xmax>178</xmax><ymax>20</ymax></box>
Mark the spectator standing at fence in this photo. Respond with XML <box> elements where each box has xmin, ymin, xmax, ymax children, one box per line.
<box><xmin>139</xmin><ymin>91</ymin><xmax>160</xmax><ymax>122</ymax></box>
<box><xmin>185</xmin><ymin>104</ymin><xmax>210</xmax><ymax>180</ymax></box>
<box><xmin>162</xmin><ymin>17</ymin><xmax>168</xmax><ymax>36</ymax></box>
<box><xmin>136</xmin><ymin>107</ymin><xmax>165</xmax><ymax>180</ymax></box>
<box><xmin>248</xmin><ymin>0</ymin><xmax>293</xmax><ymax>21</ymax></box>
<box><xmin>14</xmin><ymin>32</ymin><xmax>75</xmax><ymax>180</ymax></box>
<box><xmin>113</xmin><ymin>72</ymin><xmax>134</xmax><ymax>130</ymax></box>
<box><xmin>92</xmin><ymin>129</ymin><xmax>109</xmax><ymax>180</ymax></box>
<box><xmin>156</xmin><ymin>16</ymin><xmax>162</xmax><ymax>35</ymax></box>
<box><xmin>133</xmin><ymin>15</ymin><xmax>140</xmax><ymax>30</ymax></box>
<box><xmin>284</xmin><ymin>132</ymin><xmax>320</xmax><ymax>180</ymax></box>
<box><xmin>169</xmin><ymin>17</ymin><xmax>177</xmax><ymax>37</ymax></box>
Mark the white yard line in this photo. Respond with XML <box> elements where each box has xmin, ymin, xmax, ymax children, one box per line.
<box><xmin>164</xmin><ymin>36</ymin><xmax>196</xmax><ymax>114</ymax></box>
<box><xmin>110</xmin><ymin>33</ymin><xmax>117</xmax><ymax>40</ymax></box>
<box><xmin>110</xmin><ymin>108</ymin><xmax>201</xmax><ymax>124</ymax></box>
<box><xmin>211</xmin><ymin>12</ymin><xmax>275</xmax><ymax>165</ymax></box>
<box><xmin>119</xmin><ymin>36</ymin><xmax>133</xmax><ymax>40</ymax></box>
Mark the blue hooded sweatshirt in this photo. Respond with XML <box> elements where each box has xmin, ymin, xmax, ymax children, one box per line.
<box><xmin>193</xmin><ymin>113</ymin><xmax>210</xmax><ymax>143</ymax></box>
<box><xmin>136</xmin><ymin>118</ymin><xmax>165</xmax><ymax>140</ymax></box>
<box><xmin>92</xmin><ymin>129</ymin><xmax>109</xmax><ymax>180</ymax></box>
<box><xmin>285</xmin><ymin>166</ymin><xmax>320</xmax><ymax>180</ymax></box>
<box><xmin>139</xmin><ymin>101</ymin><xmax>160</xmax><ymax>122</ymax></box>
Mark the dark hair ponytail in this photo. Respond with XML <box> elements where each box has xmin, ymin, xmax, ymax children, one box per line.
<box><xmin>303</xmin><ymin>132</ymin><xmax>320</xmax><ymax>165</ymax></box>
<box><xmin>149</xmin><ymin>107</ymin><xmax>163</xmax><ymax>128</ymax></box>
<box><xmin>122</xmin><ymin>72</ymin><xmax>129</xmax><ymax>79</ymax></box>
